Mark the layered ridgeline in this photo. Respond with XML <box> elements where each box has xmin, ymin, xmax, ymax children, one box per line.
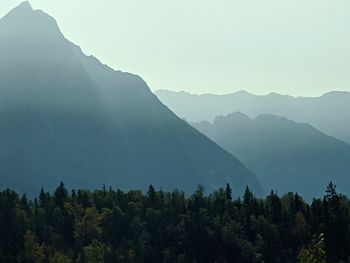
<box><xmin>193</xmin><ymin>113</ymin><xmax>350</xmax><ymax>199</ymax></box>
<box><xmin>155</xmin><ymin>90</ymin><xmax>350</xmax><ymax>145</ymax></box>
<box><xmin>0</xmin><ymin>2</ymin><xmax>262</xmax><ymax>196</ymax></box>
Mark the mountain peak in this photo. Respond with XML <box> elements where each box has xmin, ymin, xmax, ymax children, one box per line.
<box><xmin>322</xmin><ymin>91</ymin><xmax>350</xmax><ymax>98</ymax></box>
<box><xmin>233</xmin><ymin>90</ymin><xmax>250</xmax><ymax>96</ymax></box>
<box><xmin>1</xmin><ymin>1</ymin><xmax>38</xmax><ymax>24</ymax></box>
<box><xmin>214</xmin><ymin>112</ymin><xmax>251</xmax><ymax>126</ymax></box>
<box><xmin>1</xmin><ymin>1</ymin><xmax>65</xmax><ymax>45</ymax></box>
<box><xmin>18</xmin><ymin>1</ymin><xmax>33</xmax><ymax>10</ymax></box>
<box><xmin>6</xmin><ymin>1</ymin><xmax>33</xmax><ymax>16</ymax></box>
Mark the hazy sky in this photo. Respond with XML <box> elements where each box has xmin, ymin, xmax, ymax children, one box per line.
<box><xmin>1</xmin><ymin>0</ymin><xmax>350</xmax><ymax>96</ymax></box>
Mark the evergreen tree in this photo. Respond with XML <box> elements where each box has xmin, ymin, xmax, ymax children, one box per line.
<box><xmin>225</xmin><ymin>183</ymin><xmax>232</xmax><ymax>201</ymax></box>
<box><xmin>54</xmin><ymin>182</ymin><xmax>68</xmax><ymax>209</ymax></box>
<box><xmin>0</xmin><ymin>182</ymin><xmax>349</xmax><ymax>262</ymax></box>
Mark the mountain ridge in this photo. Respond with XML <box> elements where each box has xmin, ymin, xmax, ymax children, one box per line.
<box><xmin>155</xmin><ymin>89</ymin><xmax>350</xmax><ymax>144</ymax></box>
<box><xmin>156</xmin><ymin>89</ymin><xmax>350</xmax><ymax>99</ymax></box>
<box><xmin>0</xmin><ymin>2</ymin><xmax>262</xmax><ymax>196</ymax></box>
<box><xmin>192</xmin><ymin>112</ymin><xmax>350</xmax><ymax>199</ymax></box>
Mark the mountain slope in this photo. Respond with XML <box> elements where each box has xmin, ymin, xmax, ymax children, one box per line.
<box><xmin>0</xmin><ymin>2</ymin><xmax>261</xmax><ymax>196</ymax></box>
<box><xmin>193</xmin><ymin>113</ymin><xmax>350</xmax><ymax>199</ymax></box>
<box><xmin>155</xmin><ymin>89</ymin><xmax>350</xmax><ymax>144</ymax></box>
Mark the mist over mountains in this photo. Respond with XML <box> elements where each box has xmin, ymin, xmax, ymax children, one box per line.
<box><xmin>155</xmin><ymin>89</ymin><xmax>350</xmax><ymax>145</ymax></box>
<box><xmin>0</xmin><ymin>2</ymin><xmax>262</xmax><ymax>196</ymax></box>
<box><xmin>1</xmin><ymin>1</ymin><xmax>349</xmax><ymax>201</ymax></box>
<box><xmin>193</xmin><ymin>113</ymin><xmax>350</xmax><ymax>199</ymax></box>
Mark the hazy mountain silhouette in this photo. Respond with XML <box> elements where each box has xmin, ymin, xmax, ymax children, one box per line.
<box><xmin>155</xmin><ymin>90</ymin><xmax>350</xmax><ymax>144</ymax></box>
<box><xmin>193</xmin><ymin>113</ymin><xmax>350</xmax><ymax>199</ymax></box>
<box><xmin>0</xmin><ymin>2</ymin><xmax>262</xmax><ymax>196</ymax></box>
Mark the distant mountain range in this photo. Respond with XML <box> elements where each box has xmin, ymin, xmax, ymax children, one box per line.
<box><xmin>0</xmin><ymin>2</ymin><xmax>262</xmax><ymax>196</ymax></box>
<box><xmin>155</xmin><ymin>89</ymin><xmax>350</xmax><ymax>145</ymax></box>
<box><xmin>193</xmin><ymin>113</ymin><xmax>350</xmax><ymax>199</ymax></box>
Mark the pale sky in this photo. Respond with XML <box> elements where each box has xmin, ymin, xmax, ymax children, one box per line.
<box><xmin>1</xmin><ymin>0</ymin><xmax>350</xmax><ymax>96</ymax></box>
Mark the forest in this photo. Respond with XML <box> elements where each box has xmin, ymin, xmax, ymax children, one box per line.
<box><xmin>0</xmin><ymin>182</ymin><xmax>349</xmax><ymax>263</ymax></box>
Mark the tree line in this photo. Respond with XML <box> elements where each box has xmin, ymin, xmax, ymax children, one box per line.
<box><xmin>0</xmin><ymin>182</ymin><xmax>349</xmax><ymax>262</ymax></box>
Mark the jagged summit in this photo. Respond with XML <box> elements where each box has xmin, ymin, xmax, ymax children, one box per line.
<box><xmin>17</xmin><ymin>1</ymin><xmax>33</xmax><ymax>10</ymax></box>
<box><xmin>0</xmin><ymin>1</ymin><xmax>61</xmax><ymax>38</ymax></box>
<box><xmin>2</xmin><ymin>1</ymin><xmax>34</xmax><ymax>19</ymax></box>
<box><xmin>214</xmin><ymin>112</ymin><xmax>251</xmax><ymax>126</ymax></box>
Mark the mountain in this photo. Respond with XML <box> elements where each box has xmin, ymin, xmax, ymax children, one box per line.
<box><xmin>155</xmin><ymin>89</ymin><xmax>350</xmax><ymax>144</ymax></box>
<box><xmin>192</xmin><ymin>113</ymin><xmax>350</xmax><ymax>199</ymax></box>
<box><xmin>0</xmin><ymin>2</ymin><xmax>262</xmax><ymax>196</ymax></box>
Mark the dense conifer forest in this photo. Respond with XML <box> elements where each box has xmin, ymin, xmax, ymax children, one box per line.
<box><xmin>0</xmin><ymin>182</ymin><xmax>349</xmax><ymax>263</ymax></box>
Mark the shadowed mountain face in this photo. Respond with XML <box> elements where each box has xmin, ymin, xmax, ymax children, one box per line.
<box><xmin>0</xmin><ymin>2</ymin><xmax>262</xmax><ymax>196</ymax></box>
<box><xmin>193</xmin><ymin>113</ymin><xmax>350</xmax><ymax>199</ymax></box>
<box><xmin>155</xmin><ymin>90</ymin><xmax>350</xmax><ymax>144</ymax></box>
